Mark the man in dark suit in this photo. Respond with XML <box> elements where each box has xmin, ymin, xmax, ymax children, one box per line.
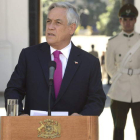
<box><xmin>5</xmin><ymin>2</ymin><xmax>106</xmax><ymax>116</ymax></box>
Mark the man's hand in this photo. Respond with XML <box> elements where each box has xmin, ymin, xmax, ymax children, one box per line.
<box><xmin>71</xmin><ymin>113</ymin><xmax>82</xmax><ymax>116</ymax></box>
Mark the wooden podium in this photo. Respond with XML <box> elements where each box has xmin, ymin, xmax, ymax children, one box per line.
<box><xmin>1</xmin><ymin>116</ymin><xmax>98</xmax><ymax>140</ymax></box>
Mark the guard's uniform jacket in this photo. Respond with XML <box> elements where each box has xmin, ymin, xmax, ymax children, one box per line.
<box><xmin>105</xmin><ymin>31</ymin><xmax>140</xmax><ymax>102</ymax></box>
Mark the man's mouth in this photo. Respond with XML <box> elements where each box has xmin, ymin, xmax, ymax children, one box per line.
<box><xmin>48</xmin><ymin>33</ymin><xmax>55</xmax><ymax>36</ymax></box>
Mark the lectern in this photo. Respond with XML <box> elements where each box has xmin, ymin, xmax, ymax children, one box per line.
<box><xmin>1</xmin><ymin>116</ymin><xmax>98</xmax><ymax>140</ymax></box>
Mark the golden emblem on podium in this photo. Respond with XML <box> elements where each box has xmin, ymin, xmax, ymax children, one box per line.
<box><xmin>37</xmin><ymin>119</ymin><xmax>61</xmax><ymax>139</ymax></box>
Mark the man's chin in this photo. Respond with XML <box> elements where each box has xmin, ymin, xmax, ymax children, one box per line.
<box><xmin>124</xmin><ymin>29</ymin><xmax>134</xmax><ymax>33</ymax></box>
<box><xmin>47</xmin><ymin>41</ymin><xmax>56</xmax><ymax>47</ymax></box>
<box><xmin>46</xmin><ymin>39</ymin><xmax>55</xmax><ymax>45</ymax></box>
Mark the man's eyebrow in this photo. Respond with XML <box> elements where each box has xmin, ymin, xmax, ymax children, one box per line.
<box><xmin>47</xmin><ymin>18</ymin><xmax>63</xmax><ymax>22</ymax></box>
<box><xmin>123</xmin><ymin>18</ymin><xmax>127</xmax><ymax>20</ymax></box>
<box><xmin>54</xmin><ymin>19</ymin><xmax>63</xmax><ymax>23</ymax></box>
<box><xmin>47</xmin><ymin>18</ymin><xmax>51</xmax><ymax>20</ymax></box>
<box><xmin>56</xmin><ymin>19</ymin><xmax>62</xmax><ymax>21</ymax></box>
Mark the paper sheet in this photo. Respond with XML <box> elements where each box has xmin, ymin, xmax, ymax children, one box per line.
<box><xmin>30</xmin><ymin>110</ymin><xmax>68</xmax><ymax>116</ymax></box>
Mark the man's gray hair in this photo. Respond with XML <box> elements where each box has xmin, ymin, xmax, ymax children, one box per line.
<box><xmin>48</xmin><ymin>2</ymin><xmax>80</xmax><ymax>28</ymax></box>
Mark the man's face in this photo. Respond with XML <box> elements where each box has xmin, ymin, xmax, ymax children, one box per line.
<box><xmin>119</xmin><ymin>17</ymin><xmax>136</xmax><ymax>33</ymax></box>
<box><xmin>46</xmin><ymin>7</ymin><xmax>76</xmax><ymax>49</ymax></box>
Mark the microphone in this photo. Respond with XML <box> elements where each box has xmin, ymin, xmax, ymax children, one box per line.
<box><xmin>48</xmin><ymin>61</ymin><xmax>56</xmax><ymax>116</ymax></box>
<box><xmin>49</xmin><ymin>61</ymin><xmax>56</xmax><ymax>85</ymax></box>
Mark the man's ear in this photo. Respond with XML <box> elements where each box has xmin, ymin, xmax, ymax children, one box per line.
<box><xmin>134</xmin><ymin>18</ymin><xmax>137</xmax><ymax>23</ymax></box>
<box><xmin>69</xmin><ymin>23</ymin><xmax>77</xmax><ymax>35</ymax></box>
<box><xmin>119</xmin><ymin>18</ymin><xmax>122</xmax><ymax>24</ymax></box>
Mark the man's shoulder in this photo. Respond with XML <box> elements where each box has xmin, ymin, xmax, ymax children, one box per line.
<box><xmin>23</xmin><ymin>42</ymin><xmax>49</xmax><ymax>53</ymax></box>
<box><xmin>71</xmin><ymin>43</ymin><xmax>99</xmax><ymax>63</ymax></box>
<box><xmin>75</xmin><ymin>47</ymin><xmax>98</xmax><ymax>61</ymax></box>
<box><xmin>89</xmin><ymin>51</ymin><xmax>94</xmax><ymax>55</ymax></box>
<box><xmin>134</xmin><ymin>32</ymin><xmax>140</xmax><ymax>37</ymax></box>
<box><xmin>108</xmin><ymin>34</ymin><xmax>119</xmax><ymax>41</ymax></box>
<box><xmin>82</xmin><ymin>50</ymin><xmax>98</xmax><ymax>63</ymax></box>
<box><xmin>108</xmin><ymin>33</ymin><xmax>122</xmax><ymax>45</ymax></box>
<box><xmin>89</xmin><ymin>51</ymin><xmax>98</xmax><ymax>57</ymax></box>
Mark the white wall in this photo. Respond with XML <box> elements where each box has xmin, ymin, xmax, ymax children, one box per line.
<box><xmin>135</xmin><ymin>0</ymin><xmax>140</xmax><ymax>33</ymax></box>
<box><xmin>0</xmin><ymin>0</ymin><xmax>29</xmax><ymax>92</ymax></box>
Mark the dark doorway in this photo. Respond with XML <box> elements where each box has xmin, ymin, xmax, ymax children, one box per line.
<box><xmin>29</xmin><ymin>0</ymin><xmax>40</xmax><ymax>46</ymax></box>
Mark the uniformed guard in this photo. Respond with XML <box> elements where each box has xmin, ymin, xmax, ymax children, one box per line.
<box><xmin>105</xmin><ymin>3</ymin><xmax>140</xmax><ymax>140</ymax></box>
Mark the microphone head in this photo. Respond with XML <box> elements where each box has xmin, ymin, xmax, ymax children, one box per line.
<box><xmin>49</xmin><ymin>61</ymin><xmax>56</xmax><ymax>69</ymax></box>
<box><xmin>49</xmin><ymin>61</ymin><xmax>56</xmax><ymax>83</ymax></box>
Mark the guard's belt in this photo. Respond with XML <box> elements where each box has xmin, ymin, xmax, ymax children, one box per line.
<box><xmin>118</xmin><ymin>68</ymin><xmax>140</xmax><ymax>76</ymax></box>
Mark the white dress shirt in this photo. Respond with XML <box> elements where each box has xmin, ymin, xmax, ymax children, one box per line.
<box><xmin>50</xmin><ymin>42</ymin><xmax>72</xmax><ymax>77</ymax></box>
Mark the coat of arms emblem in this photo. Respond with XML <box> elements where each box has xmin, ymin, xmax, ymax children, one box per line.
<box><xmin>126</xmin><ymin>10</ymin><xmax>131</xmax><ymax>15</ymax></box>
<box><xmin>37</xmin><ymin>119</ymin><xmax>61</xmax><ymax>139</ymax></box>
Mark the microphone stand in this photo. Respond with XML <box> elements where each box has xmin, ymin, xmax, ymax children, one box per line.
<box><xmin>48</xmin><ymin>80</ymin><xmax>53</xmax><ymax>116</ymax></box>
<box><xmin>48</xmin><ymin>61</ymin><xmax>56</xmax><ymax>116</ymax></box>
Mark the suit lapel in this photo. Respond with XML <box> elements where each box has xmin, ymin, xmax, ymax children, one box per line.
<box><xmin>54</xmin><ymin>43</ymin><xmax>81</xmax><ymax>105</ymax></box>
<box><xmin>37</xmin><ymin>43</ymin><xmax>51</xmax><ymax>86</ymax></box>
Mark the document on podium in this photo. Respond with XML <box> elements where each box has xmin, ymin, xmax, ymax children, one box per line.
<box><xmin>30</xmin><ymin>110</ymin><xmax>68</xmax><ymax>116</ymax></box>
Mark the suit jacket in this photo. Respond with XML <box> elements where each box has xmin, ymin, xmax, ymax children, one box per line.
<box><xmin>5</xmin><ymin>42</ymin><xmax>106</xmax><ymax>116</ymax></box>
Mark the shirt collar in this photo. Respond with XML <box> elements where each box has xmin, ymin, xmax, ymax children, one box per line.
<box><xmin>50</xmin><ymin>42</ymin><xmax>72</xmax><ymax>59</ymax></box>
<box><xmin>121</xmin><ymin>30</ymin><xmax>135</xmax><ymax>37</ymax></box>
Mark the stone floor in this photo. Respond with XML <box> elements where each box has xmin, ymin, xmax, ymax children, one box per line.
<box><xmin>0</xmin><ymin>92</ymin><xmax>4</xmax><ymax>108</ymax></box>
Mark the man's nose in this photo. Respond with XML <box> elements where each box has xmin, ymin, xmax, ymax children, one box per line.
<box><xmin>48</xmin><ymin>23</ymin><xmax>55</xmax><ymax>30</ymax></box>
<box><xmin>126</xmin><ymin>20</ymin><xmax>131</xmax><ymax>24</ymax></box>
